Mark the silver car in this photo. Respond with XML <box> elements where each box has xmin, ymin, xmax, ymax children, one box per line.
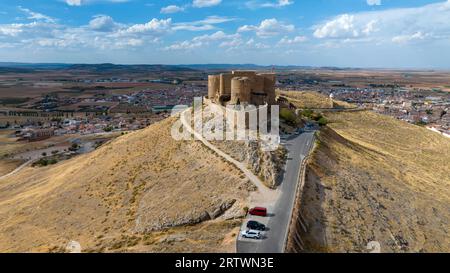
<box><xmin>241</xmin><ymin>229</ymin><xmax>262</xmax><ymax>239</ymax></box>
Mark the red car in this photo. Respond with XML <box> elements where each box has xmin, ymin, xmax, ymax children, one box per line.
<box><xmin>249</xmin><ymin>207</ymin><xmax>267</xmax><ymax>217</ymax></box>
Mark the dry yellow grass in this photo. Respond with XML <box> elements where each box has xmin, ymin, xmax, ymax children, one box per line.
<box><xmin>276</xmin><ymin>90</ymin><xmax>353</xmax><ymax>109</ymax></box>
<box><xmin>0</xmin><ymin>131</ymin><xmax>77</xmax><ymax>158</ymax></box>
<box><xmin>0</xmin><ymin>117</ymin><xmax>251</xmax><ymax>252</ymax></box>
<box><xmin>0</xmin><ymin>159</ymin><xmax>24</xmax><ymax>176</ymax></box>
<box><xmin>298</xmin><ymin>111</ymin><xmax>450</xmax><ymax>252</ymax></box>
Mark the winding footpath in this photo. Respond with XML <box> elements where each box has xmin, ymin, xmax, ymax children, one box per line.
<box><xmin>180</xmin><ymin>107</ymin><xmax>274</xmax><ymax>199</ymax></box>
<box><xmin>0</xmin><ymin>159</ymin><xmax>33</xmax><ymax>180</ymax></box>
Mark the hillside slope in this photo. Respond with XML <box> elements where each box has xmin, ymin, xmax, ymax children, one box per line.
<box><xmin>0</xmin><ymin>117</ymin><xmax>252</xmax><ymax>252</ymax></box>
<box><xmin>297</xmin><ymin>111</ymin><xmax>450</xmax><ymax>252</ymax></box>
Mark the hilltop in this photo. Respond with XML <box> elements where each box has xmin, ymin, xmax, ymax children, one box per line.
<box><xmin>0</xmin><ymin>117</ymin><xmax>252</xmax><ymax>252</ymax></box>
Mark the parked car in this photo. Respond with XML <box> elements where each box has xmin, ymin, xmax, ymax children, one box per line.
<box><xmin>247</xmin><ymin>220</ymin><xmax>266</xmax><ymax>231</ymax></box>
<box><xmin>241</xmin><ymin>230</ymin><xmax>262</xmax><ymax>239</ymax></box>
<box><xmin>249</xmin><ymin>207</ymin><xmax>267</xmax><ymax>217</ymax></box>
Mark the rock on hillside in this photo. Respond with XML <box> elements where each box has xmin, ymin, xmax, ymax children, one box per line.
<box><xmin>211</xmin><ymin>140</ymin><xmax>287</xmax><ymax>189</ymax></box>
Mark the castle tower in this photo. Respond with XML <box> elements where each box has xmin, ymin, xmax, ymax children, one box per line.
<box><xmin>208</xmin><ymin>75</ymin><xmax>220</xmax><ymax>100</ymax></box>
<box><xmin>231</xmin><ymin>77</ymin><xmax>251</xmax><ymax>105</ymax></box>
<box><xmin>260</xmin><ymin>74</ymin><xmax>276</xmax><ymax>105</ymax></box>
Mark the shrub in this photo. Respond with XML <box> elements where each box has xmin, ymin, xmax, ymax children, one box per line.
<box><xmin>243</xmin><ymin>206</ymin><xmax>249</xmax><ymax>215</ymax></box>
<box><xmin>317</xmin><ymin>117</ymin><xmax>328</xmax><ymax>126</ymax></box>
<box><xmin>69</xmin><ymin>143</ymin><xmax>79</xmax><ymax>151</ymax></box>
<box><xmin>49</xmin><ymin>158</ymin><xmax>58</xmax><ymax>165</ymax></box>
<box><xmin>280</xmin><ymin>108</ymin><xmax>297</xmax><ymax>125</ymax></box>
<box><xmin>301</xmin><ymin>109</ymin><xmax>314</xmax><ymax>118</ymax></box>
<box><xmin>33</xmin><ymin>158</ymin><xmax>48</xmax><ymax>167</ymax></box>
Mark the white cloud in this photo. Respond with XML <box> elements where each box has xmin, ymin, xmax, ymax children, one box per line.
<box><xmin>278</xmin><ymin>35</ymin><xmax>307</xmax><ymax>45</ymax></box>
<box><xmin>165</xmin><ymin>30</ymin><xmax>240</xmax><ymax>51</ymax></box>
<box><xmin>246</xmin><ymin>0</ymin><xmax>294</xmax><ymax>9</ymax></box>
<box><xmin>18</xmin><ymin>6</ymin><xmax>56</xmax><ymax>23</ymax></box>
<box><xmin>0</xmin><ymin>23</ymin><xmax>27</xmax><ymax>36</ymax></box>
<box><xmin>164</xmin><ymin>40</ymin><xmax>203</xmax><ymax>50</ymax></box>
<box><xmin>219</xmin><ymin>37</ymin><xmax>243</xmax><ymax>48</ymax></box>
<box><xmin>192</xmin><ymin>31</ymin><xmax>239</xmax><ymax>42</ymax></box>
<box><xmin>223</xmin><ymin>37</ymin><xmax>270</xmax><ymax>51</ymax></box>
<box><xmin>89</xmin><ymin>15</ymin><xmax>120</xmax><ymax>32</ymax></box>
<box><xmin>172</xmin><ymin>24</ymin><xmax>215</xmax><ymax>31</ymax></box>
<box><xmin>367</xmin><ymin>0</ymin><xmax>381</xmax><ymax>6</ymax></box>
<box><xmin>192</xmin><ymin>0</ymin><xmax>222</xmax><ymax>8</ymax></box>
<box><xmin>64</xmin><ymin>0</ymin><xmax>131</xmax><ymax>6</ymax></box>
<box><xmin>120</xmin><ymin>18</ymin><xmax>172</xmax><ymax>35</ymax></box>
<box><xmin>246</xmin><ymin>38</ymin><xmax>269</xmax><ymax>49</ymax></box>
<box><xmin>160</xmin><ymin>5</ymin><xmax>185</xmax><ymax>14</ymax></box>
<box><xmin>0</xmin><ymin>22</ymin><xmax>56</xmax><ymax>38</ymax></box>
<box><xmin>114</xmin><ymin>38</ymin><xmax>144</xmax><ymax>48</ymax></box>
<box><xmin>392</xmin><ymin>31</ymin><xmax>427</xmax><ymax>44</ymax></box>
<box><xmin>313</xmin><ymin>14</ymin><xmax>359</xmax><ymax>39</ymax></box>
<box><xmin>0</xmin><ymin>15</ymin><xmax>169</xmax><ymax>52</ymax></box>
<box><xmin>313</xmin><ymin>0</ymin><xmax>450</xmax><ymax>44</ymax></box>
<box><xmin>172</xmin><ymin>16</ymin><xmax>236</xmax><ymax>31</ymax></box>
<box><xmin>65</xmin><ymin>0</ymin><xmax>82</xmax><ymax>6</ymax></box>
<box><xmin>238</xmin><ymin>18</ymin><xmax>294</xmax><ymax>37</ymax></box>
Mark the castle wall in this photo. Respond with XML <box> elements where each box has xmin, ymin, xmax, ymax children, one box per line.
<box><xmin>232</xmin><ymin>71</ymin><xmax>257</xmax><ymax>77</ymax></box>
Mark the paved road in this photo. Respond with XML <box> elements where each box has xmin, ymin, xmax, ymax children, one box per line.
<box><xmin>237</xmin><ymin>130</ymin><xmax>315</xmax><ymax>253</ymax></box>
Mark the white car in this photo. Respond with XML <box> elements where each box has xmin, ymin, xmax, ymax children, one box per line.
<box><xmin>241</xmin><ymin>229</ymin><xmax>262</xmax><ymax>239</ymax></box>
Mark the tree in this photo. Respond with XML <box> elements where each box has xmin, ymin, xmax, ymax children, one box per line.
<box><xmin>280</xmin><ymin>108</ymin><xmax>297</xmax><ymax>126</ymax></box>
<box><xmin>301</xmin><ymin>109</ymin><xmax>314</xmax><ymax>118</ymax></box>
<box><xmin>49</xmin><ymin>158</ymin><xmax>58</xmax><ymax>165</ymax></box>
<box><xmin>104</xmin><ymin>126</ymin><xmax>113</xmax><ymax>132</ymax></box>
<box><xmin>69</xmin><ymin>143</ymin><xmax>79</xmax><ymax>151</ymax></box>
<box><xmin>317</xmin><ymin>117</ymin><xmax>328</xmax><ymax>126</ymax></box>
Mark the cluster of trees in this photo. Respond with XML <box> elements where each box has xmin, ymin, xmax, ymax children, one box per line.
<box><xmin>33</xmin><ymin>158</ymin><xmax>58</xmax><ymax>167</ymax></box>
<box><xmin>279</xmin><ymin>108</ymin><xmax>299</xmax><ymax>126</ymax></box>
<box><xmin>299</xmin><ymin>109</ymin><xmax>328</xmax><ymax>126</ymax></box>
<box><xmin>280</xmin><ymin>108</ymin><xmax>328</xmax><ymax>127</ymax></box>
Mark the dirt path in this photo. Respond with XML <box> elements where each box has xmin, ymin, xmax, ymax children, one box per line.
<box><xmin>0</xmin><ymin>159</ymin><xmax>33</xmax><ymax>180</ymax></box>
<box><xmin>180</xmin><ymin>107</ymin><xmax>279</xmax><ymax>204</ymax></box>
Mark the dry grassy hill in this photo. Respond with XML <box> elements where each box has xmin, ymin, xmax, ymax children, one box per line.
<box><xmin>298</xmin><ymin>110</ymin><xmax>450</xmax><ymax>252</ymax></box>
<box><xmin>0</xmin><ymin>117</ymin><xmax>252</xmax><ymax>252</ymax></box>
<box><xmin>276</xmin><ymin>90</ymin><xmax>353</xmax><ymax>109</ymax></box>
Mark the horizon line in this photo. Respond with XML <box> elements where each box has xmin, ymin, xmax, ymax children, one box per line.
<box><xmin>0</xmin><ymin>61</ymin><xmax>449</xmax><ymax>71</ymax></box>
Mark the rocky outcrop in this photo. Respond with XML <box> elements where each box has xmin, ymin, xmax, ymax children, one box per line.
<box><xmin>210</xmin><ymin>139</ymin><xmax>287</xmax><ymax>189</ymax></box>
<box><xmin>245</xmin><ymin>141</ymin><xmax>286</xmax><ymax>189</ymax></box>
<box><xmin>136</xmin><ymin>199</ymin><xmax>238</xmax><ymax>232</ymax></box>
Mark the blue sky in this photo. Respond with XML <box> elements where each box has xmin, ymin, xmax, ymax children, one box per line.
<box><xmin>0</xmin><ymin>0</ymin><xmax>449</xmax><ymax>68</ymax></box>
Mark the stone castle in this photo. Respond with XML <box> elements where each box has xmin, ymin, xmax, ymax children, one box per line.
<box><xmin>208</xmin><ymin>71</ymin><xmax>276</xmax><ymax>106</ymax></box>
